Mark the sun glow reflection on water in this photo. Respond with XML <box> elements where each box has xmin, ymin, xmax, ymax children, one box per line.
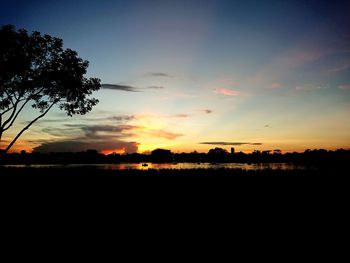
<box><xmin>3</xmin><ymin>163</ymin><xmax>308</xmax><ymax>170</ymax></box>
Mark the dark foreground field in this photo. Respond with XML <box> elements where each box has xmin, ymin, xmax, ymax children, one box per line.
<box><xmin>1</xmin><ymin>166</ymin><xmax>348</xmax><ymax>205</ymax></box>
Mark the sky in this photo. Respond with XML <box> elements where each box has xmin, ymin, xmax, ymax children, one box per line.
<box><xmin>1</xmin><ymin>0</ymin><xmax>350</xmax><ymax>153</ymax></box>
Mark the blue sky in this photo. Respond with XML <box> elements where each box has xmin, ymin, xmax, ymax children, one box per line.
<box><xmin>1</xmin><ymin>0</ymin><xmax>350</xmax><ymax>153</ymax></box>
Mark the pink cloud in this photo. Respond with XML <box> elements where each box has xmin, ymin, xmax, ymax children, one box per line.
<box><xmin>270</xmin><ymin>83</ymin><xmax>282</xmax><ymax>89</ymax></box>
<box><xmin>338</xmin><ymin>84</ymin><xmax>350</xmax><ymax>90</ymax></box>
<box><xmin>214</xmin><ymin>88</ymin><xmax>240</xmax><ymax>96</ymax></box>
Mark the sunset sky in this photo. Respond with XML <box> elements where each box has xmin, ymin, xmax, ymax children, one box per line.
<box><xmin>1</xmin><ymin>0</ymin><xmax>350</xmax><ymax>153</ymax></box>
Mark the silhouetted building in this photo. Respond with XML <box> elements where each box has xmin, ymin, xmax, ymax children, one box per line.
<box><xmin>231</xmin><ymin>147</ymin><xmax>235</xmax><ymax>155</ymax></box>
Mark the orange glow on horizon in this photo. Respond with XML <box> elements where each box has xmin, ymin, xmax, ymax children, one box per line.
<box><xmin>100</xmin><ymin>148</ymin><xmax>126</xmax><ymax>155</ymax></box>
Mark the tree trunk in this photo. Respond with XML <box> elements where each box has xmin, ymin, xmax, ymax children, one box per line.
<box><xmin>0</xmin><ymin>128</ymin><xmax>3</xmax><ymax>151</ymax></box>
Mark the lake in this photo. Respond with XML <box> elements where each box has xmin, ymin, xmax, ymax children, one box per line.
<box><xmin>3</xmin><ymin>162</ymin><xmax>308</xmax><ymax>170</ymax></box>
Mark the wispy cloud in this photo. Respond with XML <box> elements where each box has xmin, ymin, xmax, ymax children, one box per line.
<box><xmin>148</xmin><ymin>130</ymin><xmax>183</xmax><ymax>140</ymax></box>
<box><xmin>173</xmin><ymin>114</ymin><xmax>190</xmax><ymax>118</ymax></box>
<box><xmin>270</xmin><ymin>83</ymin><xmax>282</xmax><ymax>89</ymax></box>
<box><xmin>200</xmin><ymin>142</ymin><xmax>263</xmax><ymax>146</ymax></box>
<box><xmin>214</xmin><ymin>88</ymin><xmax>240</xmax><ymax>96</ymax></box>
<box><xmin>327</xmin><ymin>64</ymin><xmax>349</xmax><ymax>73</ymax></box>
<box><xmin>147</xmin><ymin>86</ymin><xmax>165</xmax><ymax>89</ymax></box>
<box><xmin>277</xmin><ymin>50</ymin><xmax>323</xmax><ymax>68</ymax></box>
<box><xmin>101</xmin><ymin>84</ymin><xmax>140</xmax><ymax>92</ymax></box>
<box><xmin>148</xmin><ymin>72</ymin><xmax>173</xmax><ymax>78</ymax></box>
<box><xmin>338</xmin><ymin>84</ymin><xmax>350</xmax><ymax>90</ymax></box>
<box><xmin>295</xmin><ymin>85</ymin><xmax>328</xmax><ymax>92</ymax></box>
<box><xmin>202</xmin><ymin>109</ymin><xmax>213</xmax><ymax>114</ymax></box>
<box><xmin>108</xmin><ymin>115</ymin><xmax>135</xmax><ymax>122</ymax></box>
<box><xmin>39</xmin><ymin>115</ymin><xmax>135</xmax><ymax>124</ymax></box>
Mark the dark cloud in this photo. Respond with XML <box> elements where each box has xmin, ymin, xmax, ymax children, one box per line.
<box><xmin>33</xmin><ymin>140</ymin><xmax>139</xmax><ymax>153</ymax></box>
<box><xmin>37</xmin><ymin>120</ymin><xmax>182</xmax><ymax>153</ymax></box>
<box><xmin>108</xmin><ymin>115</ymin><xmax>135</xmax><ymax>121</ymax></box>
<box><xmin>38</xmin><ymin>115</ymin><xmax>135</xmax><ymax>126</ymax></box>
<box><xmin>200</xmin><ymin>142</ymin><xmax>263</xmax><ymax>146</ymax></box>
<box><xmin>37</xmin><ymin>123</ymin><xmax>139</xmax><ymax>153</ymax></box>
<box><xmin>42</xmin><ymin>127</ymin><xmax>81</xmax><ymax>137</ymax></box>
<box><xmin>101</xmin><ymin>84</ymin><xmax>140</xmax><ymax>92</ymax></box>
<box><xmin>63</xmin><ymin>124</ymin><xmax>137</xmax><ymax>138</ymax></box>
<box><xmin>149</xmin><ymin>73</ymin><xmax>173</xmax><ymax>78</ymax></box>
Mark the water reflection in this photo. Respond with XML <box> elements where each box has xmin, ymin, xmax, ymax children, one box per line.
<box><xmin>4</xmin><ymin>162</ymin><xmax>307</xmax><ymax>170</ymax></box>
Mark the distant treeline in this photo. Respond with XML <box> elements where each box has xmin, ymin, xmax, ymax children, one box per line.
<box><xmin>1</xmin><ymin>148</ymin><xmax>349</xmax><ymax>165</ymax></box>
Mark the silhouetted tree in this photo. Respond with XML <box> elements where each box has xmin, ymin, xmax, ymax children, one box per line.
<box><xmin>151</xmin><ymin>149</ymin><xmax>173</xmax><ymax>163</ymax></box>
<box><xmin>0</xmin><ymin>25</ymin><xmax>100</xmax><ymax>153</ymax></box>
<box><xmin>208</xmin><ymin>147</ymin><xmax>229</xmax><ymax>162</ymax></box>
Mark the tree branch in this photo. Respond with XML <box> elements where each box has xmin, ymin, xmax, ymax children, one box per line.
<box><xmin>0</xmin><ymin>104</ymin><xmax>16</xmax><ymax>115</ymax></box>
<box><xmin>1</xmin><ymin>94</ymin><xmax>23</xmax><ymax>130</ymax></box>
<box><xmin>0</xmin><ymin>115</ymin><xmax>2</xmax><ymax>145</ymax></box>
<box><xmin>4</xmin><ymin>90</ymin><xmax>14</xmax><ymax>105</ymax></box>
<box><xmin>4</xmin><ymin>101</ymin><xmax>57</xmax><ymax>153</ymax></box>
<box><xmin>2</xmin><ymin>99</ymin><xmax>31</xmax><ymax>132</ymax></box>
<box><xmin>1</xmin><ymin>87</ymin><xmax>43</xmax><ymax>130</ymax></box>
<box><xmin>1</xmin><ymin>103</ymin><xmax>19</xmax><ymax>130</ymax></box>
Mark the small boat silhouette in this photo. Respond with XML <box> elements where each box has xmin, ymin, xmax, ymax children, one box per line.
<box><xmin>142</xmin><ymin>163</ymin><xmax>148</xmax><ymax>167</ymax></box>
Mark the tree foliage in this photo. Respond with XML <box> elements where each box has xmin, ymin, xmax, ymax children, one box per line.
<box><xmin>0</xmin><ymin>25</ymin><xmax>101</xmax><ymax>152</ymax></box>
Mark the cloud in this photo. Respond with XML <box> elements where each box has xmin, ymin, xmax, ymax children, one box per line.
<box><xmin>270</xmin><ymin>83</ymin><xmax>282</xmax><ymax>89</ymax></box>
<box><xmin>200</xmin><ymin>142</ymin><xmax>263</xmax><ymax>146</ymax></box>
<box><xmin>36</xmin><ymin>111</ymin><xmax>186</xmax><ymax>153</ymax></box>
<box><xmin>42</xmin><ymin>127</ymin><xmax>82</xmax><ymax>137</ymax></box>
<box><xmin>327</xmin><ymin>64</ymin><xmax>349</xmax><ymax>73</ymax></box>
<box><xmin>277</xmin><ymin>51</ymin><xmax>323</xmax><ymax>68</ymax></box>
<box><xmin>295</xmin><ymin>85</ymin><xmax>328</xmax><ymax>92</ymax></box>
<box><xmin>196</xmin><ymin>109</ymin><xmax>213</xmax><ymax>115</ymax></box>
<box><xmin>173</xmin><ymin>114</ymin><xmax>190</xmax><ymax>118</ymax></box>
<box><xmin>108</xmin><ymin>115</ymin><xmax>135</xmax><ymax>121</ymax></box>
<box><xmin>44</xmin><ymin>121</ymin><xmax>183</xmax><ymax>141</ymax></box>
<box><xmin>148</xmin><ymin>130</ymin><xmax>183</xmax><ymax>140</ymax></box>
<box><xmin>63</xmin><ymin>124</ymin><xmax>137</xmax><ymax>139</ymax></box>
<box><xmin>101</xmin><ymin>84</ymin><xmax>139</xmax><ymax>92</ymax></box>
<box><xmin>338</xmin><ymin>84</ymin><xmax>350</xmax><ymax>90</ymax></box>
<box><xmin>147</xmin><ymin>86</ymin><xmax>165</xmax><ymax>89</ymax></box>
<box><xmin>102</xmin><ymin>84</ymin><xmax>167</xmax><ymax>92</ymax></box>
<box><xmin>33</xmin><ymin>140</ymin><xmax>139</xmax><ymax>154</ymax></box>
<box><xmin>39</xmin><ymin>115</ymin><xmax>135</xmax><ymax>124</ymax></box>
<box><xmin>149</xmin><ymin>73</ymin><xmax>173</xmax><ymax>78</ymax></box>
<box><xmin>214</xmin><ymin>88</ymin><xmax>240</xmax><ymax>96</ymax></box>
<box><xmin>295</xmin><ymin>86</ymin><xmax>305</xmax><ymax>91</ymax></box>
<box><xmin>37</xmin><ymin>122</ymin><xmax>139</xmax><ymax>153</ymax></box>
